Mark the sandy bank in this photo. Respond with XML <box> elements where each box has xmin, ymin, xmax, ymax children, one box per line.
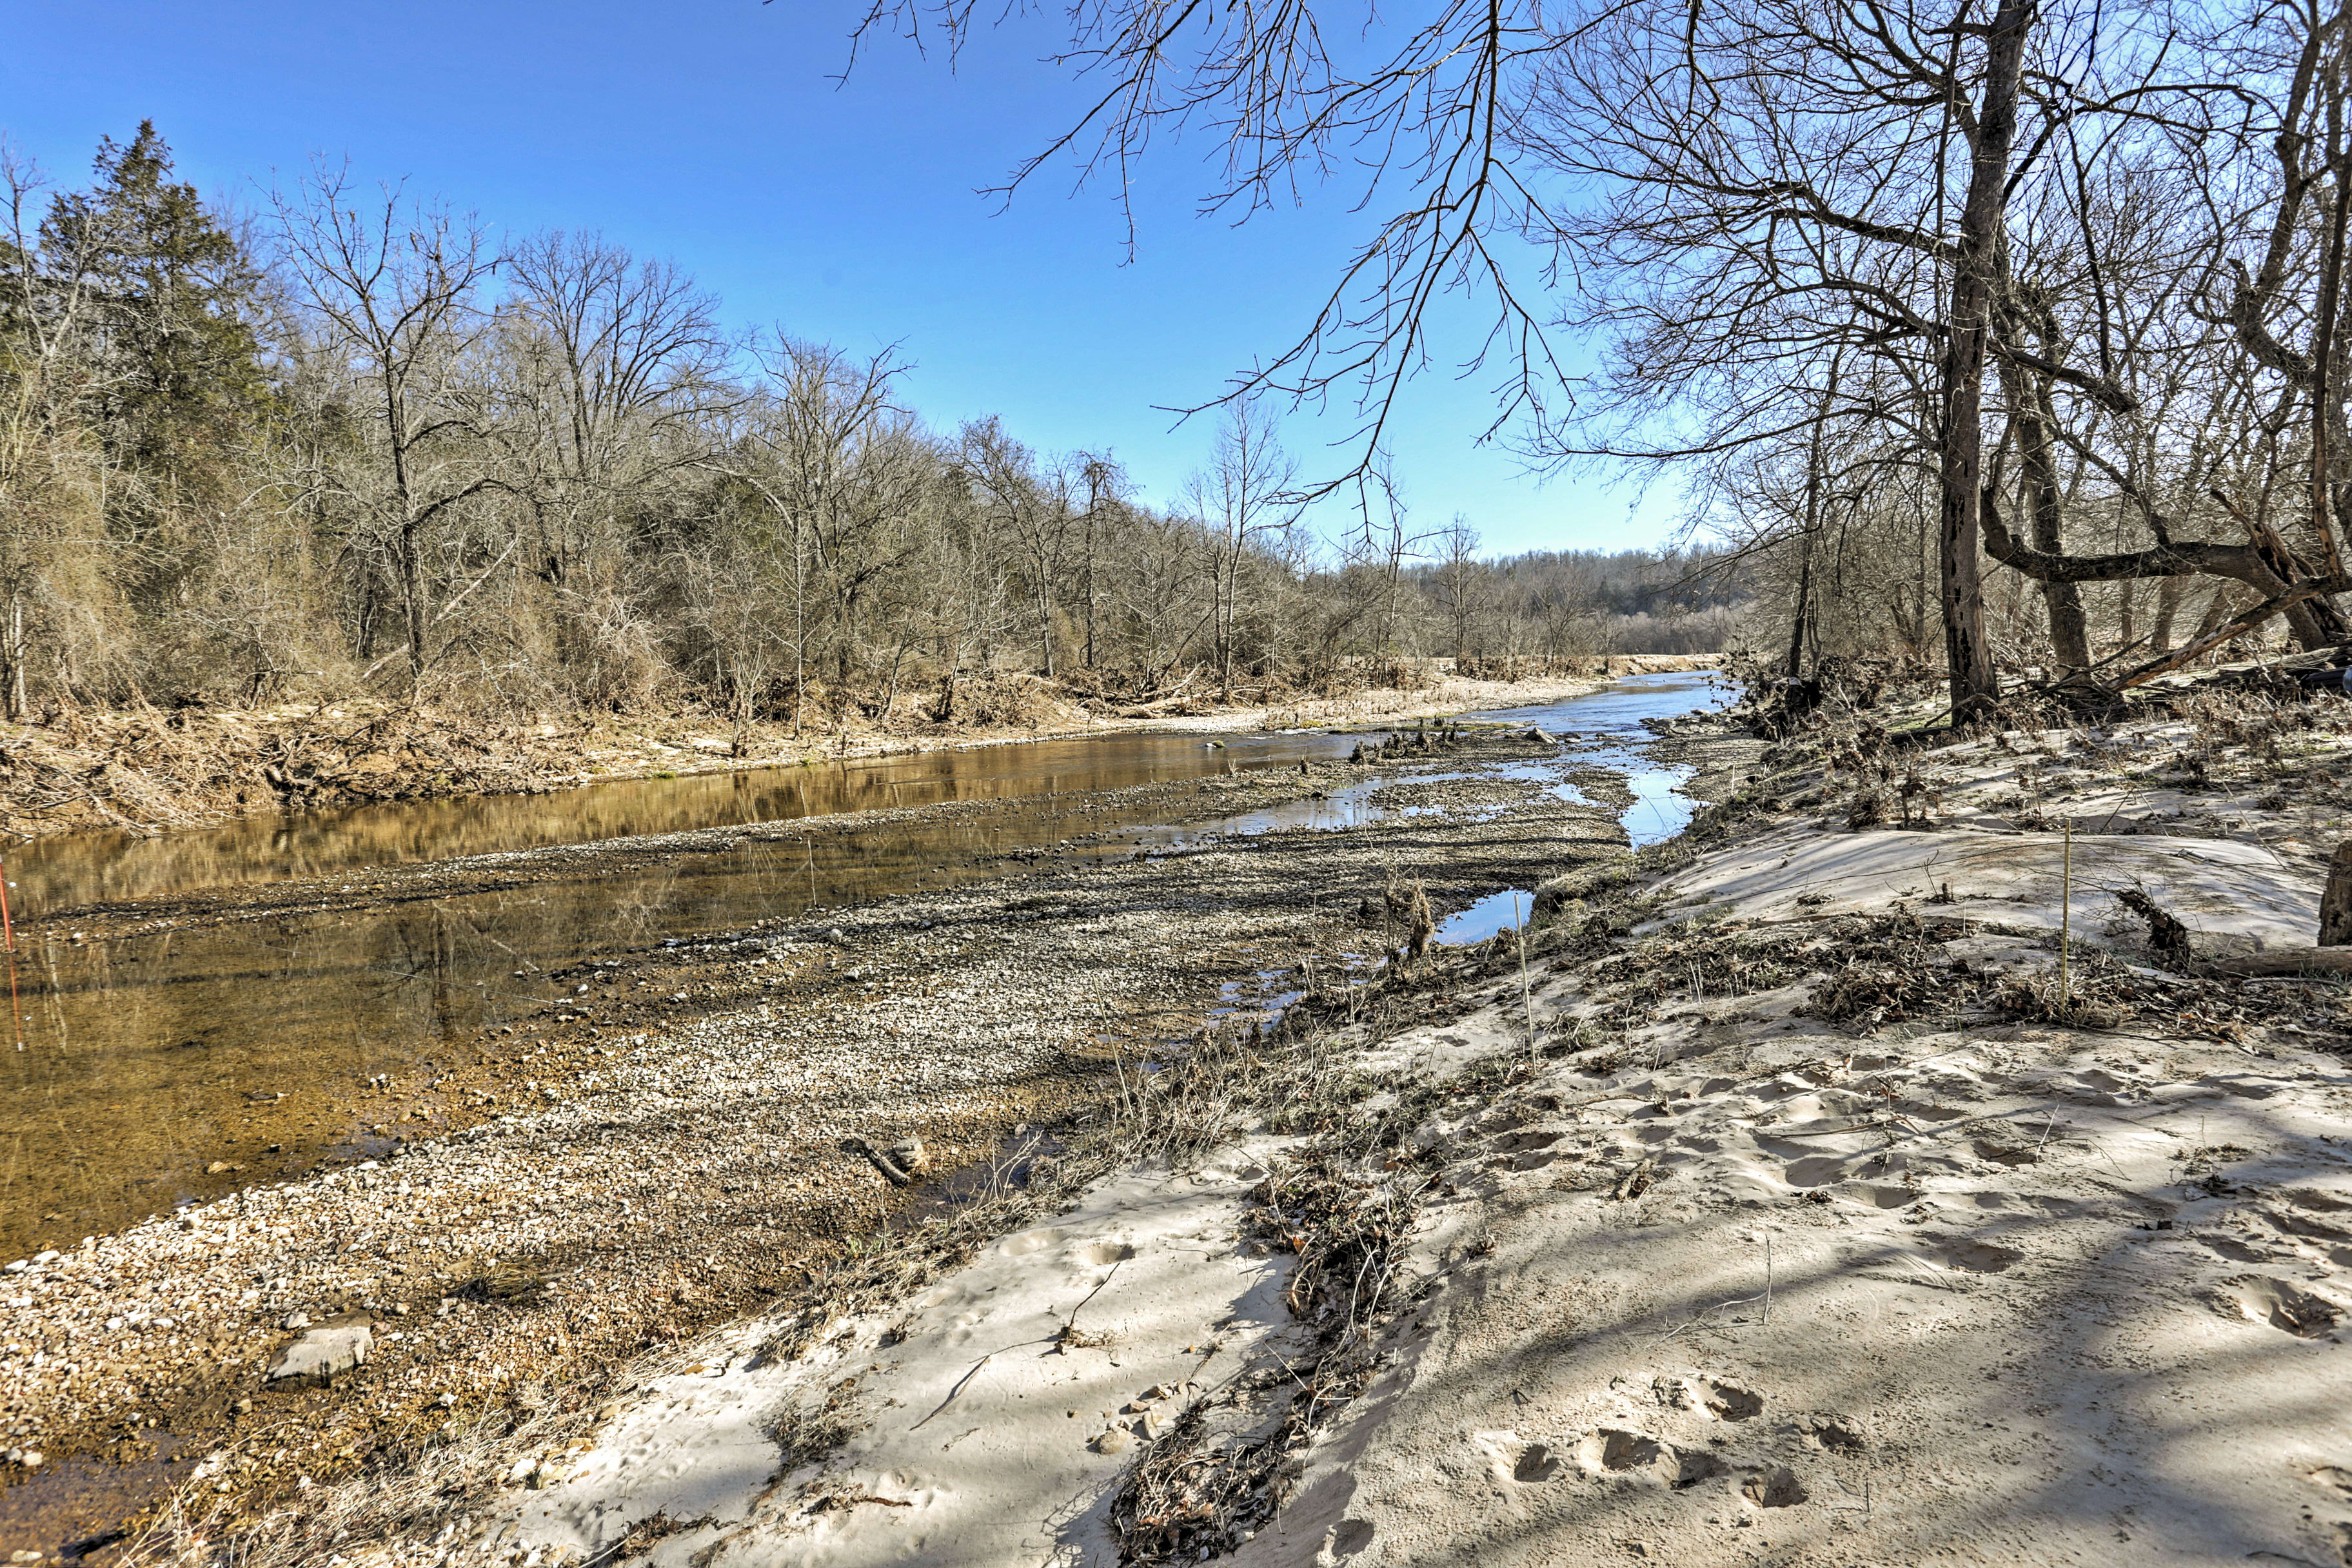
<box><xmin>329</xmin><ymin>690</ymin><xmax>2352</xmax><ymax>1568</ymax></box>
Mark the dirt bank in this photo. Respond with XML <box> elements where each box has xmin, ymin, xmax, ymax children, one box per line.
<box><xmin>160</xmin><ymin>686</ymin><xmax>2352</xmax><ymax>1568</ymax></box>
<box><xmin>0</xmin><ymin>666</ymin><xmax>1688</xmax><ymax>843</ymax></box>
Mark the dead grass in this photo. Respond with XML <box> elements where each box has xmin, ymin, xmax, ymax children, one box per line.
<box><xmin>1111</xmin><ymin>1094</ymin><xmax>1436</xmax><ymax>1565</ymax></box>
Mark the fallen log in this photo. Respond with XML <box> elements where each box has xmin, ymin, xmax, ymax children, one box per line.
<box><xmin>2195</xmin><ymin>948</ymin><xmax>2352</xmax><ymax>979</ymax></box>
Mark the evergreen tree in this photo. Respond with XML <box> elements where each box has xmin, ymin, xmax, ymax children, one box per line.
<box><xmin>39</xmin><ymin>121</ymin><xmax>269</xmax><ymax>521</ymax></box>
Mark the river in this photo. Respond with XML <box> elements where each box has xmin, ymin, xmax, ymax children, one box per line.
<box><xmin>0</xmin><ymin>672</ymin><xmax>1723</xmax><ymax>1256</ymax></box>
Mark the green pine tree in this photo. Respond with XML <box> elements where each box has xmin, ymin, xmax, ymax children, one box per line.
<box><xmin>39</xmin><ymin>121</ymin><xmax>272</xmax><ymax>524</ymax></box>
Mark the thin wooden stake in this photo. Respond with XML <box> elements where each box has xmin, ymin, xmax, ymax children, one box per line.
<box><xmin>2059</xmin><ymin>822</ymin><xmax>2073</xmax><ymax>1009</ymax></box>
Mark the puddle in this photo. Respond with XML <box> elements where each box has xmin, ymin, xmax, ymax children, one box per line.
<box><xmin>0</xmin><ymin>1439</ymin><xmax>184</xmax><ymax>1562</ymax></box>
<box><xmin>1621</xmin><ymin>765</ymin><xmax>1699</xmax><ymax>847</ymax></box>
<box><xmin>1472</xmin><ymin>672</ymin><xmax>1726</xmax><ymax>847</ymax></box>
<box><xmin>1436</xmin><ymin>888</ymin><xmax>1537</xmax><ymax>946</ymax></box>
<box><xmin>1211</xmin><ymin>970</ymin><xmax>1308</xmax><ymax>1026</ymax></box>
<box><xmin>894</xmin><ymin>1129</ymin><xmax>1071</xmax><ymax>1228</ymax></box>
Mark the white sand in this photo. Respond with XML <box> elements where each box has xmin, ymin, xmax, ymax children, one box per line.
<box><xmin>502</xmin><ymin>1148</ymin><xmax>1305</xmax><ymax>1566</ymax></box>
<box><xmin>456</xmin><ymin>712</ymin><xmax>2352</xmax><ymax>1568</ymax></box>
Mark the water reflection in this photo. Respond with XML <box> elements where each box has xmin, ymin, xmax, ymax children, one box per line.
<box><xmin>1436</xmin><ymin>887</ymin><xmax>1537</xmax><ymax>945</ymax></box>
<box><xmin>7</xmin><ymin>729</ymin><xmax>1368</xmax><ymax>915</ymax></box>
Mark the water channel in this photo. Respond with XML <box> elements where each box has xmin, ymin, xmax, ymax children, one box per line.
<box><xmin>0</xmin><ymin>672</ymin><xmax>1724</xmax><ymax>1255</ymax></box>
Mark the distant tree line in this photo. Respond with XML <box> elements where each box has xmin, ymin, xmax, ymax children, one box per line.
<box><xmin>0</xmin><ymin>126</ymin><xmax>1734</xmax><ymax>730</ymax></box>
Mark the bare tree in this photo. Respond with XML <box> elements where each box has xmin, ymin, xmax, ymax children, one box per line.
<box><xmin>1186</xmin><ymin>398</ymin><xmax>1298</xmax><ymax>698</ymax></box>
<box><xmin>272</xmin><ymin>162</ymin><xmax>504</xmax><ymax>689</ymax></box>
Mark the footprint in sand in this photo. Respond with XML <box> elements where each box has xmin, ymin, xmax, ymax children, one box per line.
<box><xmin>1933</xmin><ymin>1240</ymin><xmax>2024</xmax><ymax>1273</ymax></box>
<box><xmin>1699</xmin><ymin>1379</ymin><xmax>1763</xmax><ymax>1421</ymax></box>
<box><xmin>1474</xmin><ymin>1430</ymin><xmax>1566</xmax><ymax>1483</ymax></box>
<box><xmin>2266</xmin><ymin>1190</ymin><xmax>2352</xmax><ymax>1264</ymax></box>
<box><xmin>1580</xmin><ymin>1428</ymin><xmax>1663</xmax><ymax>1473</ymax></box>
<box><xmin>1799</xmin><ymin>1415</ymin><xmax>1867</xmax><ymax>1452</ymax></box>
<box><xmin>998</xmin><ymin>1228</ymin><xmax>1064</xmax><ymax>1257</ymax></box>
<box><xmin>2222</xmin><ymin>1275</ymin><xmax>2344</xmax><ymax>1338</ymax></box>
<box><xmin>1668</xmin><ymin>1447</ymin><xmax>1729</xmax><ymax>1489</ymax></box>
<box><xmin>1783</xmin><ymin>1155</ymin><xmax>1849</xmax><ymax>1189</ymax></box>
<box><xmin>2198</xmin><ymin>1233</ymin><xmax>2284</xmax><ymax>1265</ymax></box>
<box><xmin>1572</xmin><ymin>1428</ymin><xmax>1729</xmax><ymax>1490</ymax></box>
<box><xmin>1832</xmin><ymin>1180</ymin><xmax>1920</xmax><ymax>1210</ymax></box>
<box><xmin>1078</xmin><ymin>1240</ymin><xmax>1136</xmax><ymax>1267</ymax></box>
<box><xmin>1741</xmin><ymin>1466</ymin><xmax>1808</xmax><ymax>1507</ymax></box>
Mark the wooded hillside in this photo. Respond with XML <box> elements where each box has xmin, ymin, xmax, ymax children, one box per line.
<box><xmin>0</xmin><ymin>126</ymin><xmax>1736</xmax><ymax>735</ymax></box>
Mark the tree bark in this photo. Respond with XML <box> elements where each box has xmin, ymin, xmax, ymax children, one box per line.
<box><xmin>2151</xmin><ymin>574</ymin><xmax>2181</xmax><ymax>652</ymax></box>
<box><xmin>1937</xmin><ymin>0</ymin><xmax>2035</xmax><ymax>722</ymax></box>
<box><xmin>2001</xmin><ymin>362</ymin><xmax>2092</xmax><ymax>670</ymax></box>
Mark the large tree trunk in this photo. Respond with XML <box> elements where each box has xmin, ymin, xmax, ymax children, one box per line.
<box><xmin>1937</xmin><ymin>0</ymin><xmax>2035</xmax><ymax>722</ymax></box>
<box><xmin>400</xmin><ymin>522</ymin><xmax>427</xmax><ymax>685</ymax></box>
<box><xmin>2151</xmin><ymin>574</ymin><xmax>2182</xmax><ymax>652</ymax></box>
<box><xmin>1786</xmin><ymin>527</ymin><xmax>1815</xmax><ymax>678</ymax></box>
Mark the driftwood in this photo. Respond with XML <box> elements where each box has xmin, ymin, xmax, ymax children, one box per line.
<box><xmin>2324</xmin><ymin>841</ymin><xmax>2352</xmax><ymax>947</ymax></box>
<box><xmin>2117</xmin><ymin>887</ymin><xmax>2195</xmax><ymax>966</ymax></box>
<box><xmin>840</xmin><ymin>1135</ymin><xmax>929</xmax><ymax>1186</ymax></box>
<box><xmin>2117</xmin><ymin>874</ymin><xmax>2352</xmax><ymax>976</ymax></box>
<box><xmin>2195</xmin><ymin>949</ymin><xmax>2352</xmax><ymax>979</ymax></box>
<box><xmin>1111</xmin><ymin>692</ymin><xmax>1201</xmax><ymax>718</ymax></box>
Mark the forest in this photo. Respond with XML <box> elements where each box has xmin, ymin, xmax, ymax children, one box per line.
<box><xmin>844</xmin><ymin>0</ymin><xmax>2352</xmax><ymax>713</ymax></box>
<box><xmin>0</xmin><ymin>126</ymin><xmax>1730</xmax><ymax>739</ymax></box>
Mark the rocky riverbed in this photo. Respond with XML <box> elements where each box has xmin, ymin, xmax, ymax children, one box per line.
<box><xmin>0</xmin><ymin>723</ymin><xmax>1643</xmax><ymax>1560</ymax></box>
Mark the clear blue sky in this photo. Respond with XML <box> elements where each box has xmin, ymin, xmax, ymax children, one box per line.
<box><xmin>1</xmin><ymin>0</ymin><xmax>1686</xmax><ymax>556</ymax></box>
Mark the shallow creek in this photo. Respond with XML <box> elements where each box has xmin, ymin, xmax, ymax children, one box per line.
<box><xmin>0</xmin><ymin>673</ymin><xmax>1721</xmax><ymax>1255</ymax></box>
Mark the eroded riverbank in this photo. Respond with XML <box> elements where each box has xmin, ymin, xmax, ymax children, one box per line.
<box><xmin>0</xmin><ymin>676</ymin><xmax>1724</xmax><ymax>1561</ymax></box>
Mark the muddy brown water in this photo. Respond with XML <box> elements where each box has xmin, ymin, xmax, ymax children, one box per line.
<box><xmin>0</xmin><ymin>676</ymin><xmax>1720</xmax><ymax>1257</ymax></box>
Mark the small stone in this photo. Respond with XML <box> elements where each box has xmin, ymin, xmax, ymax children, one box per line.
<box><xmin>18</xmin><ymin>1451</ymin><xmax>41</xmax><ymax>1469</ymax></box>
<box><xmin>266</xmin><ymin>1320</ymin><xmax>373</xmax><ymax>1385</ymax></box>
<box><xmin>1089</xmin><ymin>1427</ymin><xmax>1134</xmax><ymax>1456</ymax></box>
<box><xmin>281</xmin><ymin>1311</ymin><xmax>311</xmax><ymax>1331</ymax></box>
<box><xmin>232</xmin><ymin>1398</ymin><xmax>253</xmax><ymax>1416</ymax></box>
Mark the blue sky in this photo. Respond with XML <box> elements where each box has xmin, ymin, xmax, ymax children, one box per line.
<box><xmin>2</xmin><ymin>0</ymin><xmax>1687</xmax><ymax>555</ymax></box>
